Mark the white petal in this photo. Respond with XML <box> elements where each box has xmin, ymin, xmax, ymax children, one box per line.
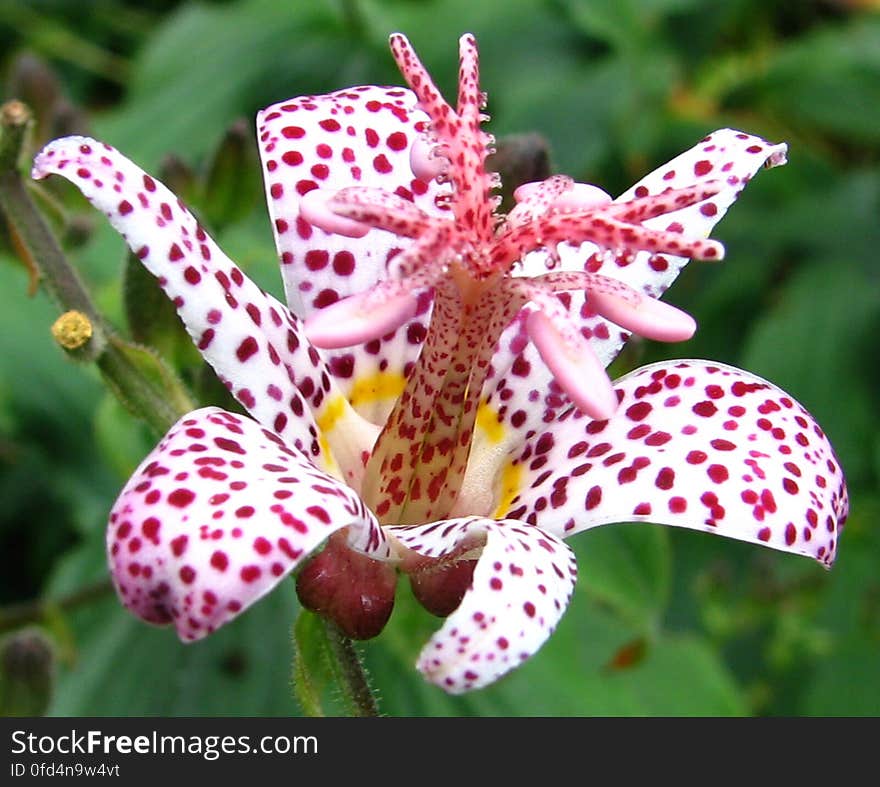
<box><xmin>108</xmin><ymin>407</ymin><xmax>388</xmax><ymax>641</ymax></box>
<box><xmin>388</xmin><ymin>517</ymin><xmax>577</xmax><ymax>693</ymax></box>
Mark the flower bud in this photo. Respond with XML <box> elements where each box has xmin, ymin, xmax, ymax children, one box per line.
<box><xmin>296</xmin><ymin>532</ymin><xmax>397</xmax><ymax>640</ymax></box>
<box><xmin>408</xmin><ymin>558</ymin><xmax>477</xmax><ymax>617</ymax></box>
<box><xmin>51</xmin><ymin>309</ymin><xmax>92</xmax><ymax>351</ymax></box>
<box><xmin>0</xmin><ymin>628</ymin><xmax>54</xmax><ymax>716</ymax></box>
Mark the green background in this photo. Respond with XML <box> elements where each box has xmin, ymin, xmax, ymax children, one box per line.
<box><xmin>0</xmin><ymin>0</ymin><xmax>877</xmax><ymax>716</ymax></box>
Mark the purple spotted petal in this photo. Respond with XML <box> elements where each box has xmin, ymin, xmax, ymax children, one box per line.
<box><xmin>256</xmin><ymin>88</ymin><xmax>449</xmax><ymax>423</ymax></box>
<box><xmin>257</xmin><ymin>86</ymin><xmax>448</xmax><ymax>314</ymax></box>
<box><xmin>108</xmin><ymin>407</ymin><xmax>388</xmax><ymax>641</ymax></box>
<box><xmin>479</xmin><ymin>129</ymin><xmax>788</xmax><ymax>436</ymax></box>
<box><xmin>493</xmin><ymin>360</ymin><xmax>848</xmax><ymax>567</ymax></box>
<box><xmin>388</xmin><ymin>518</ymin><xmax>577</xmax><ymax>693</ymax></box>
<box><xmin>31</xmin><ymin>136</ymin><xmax>375</xmax><ymax>482</ymax></box>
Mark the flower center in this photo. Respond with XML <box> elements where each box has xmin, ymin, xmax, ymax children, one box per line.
<box><xmin>303</xmin><ymin>34</ymin><xmax>723</xmax><ymax>526</ymax></box>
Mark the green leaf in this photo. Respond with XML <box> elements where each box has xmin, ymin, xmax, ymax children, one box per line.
<box><xmin>610</xmin><ymin>634</ymin><xmax>747</xmax><ymax>715</ymax></box>
<box><xmin>798</xmin><ymin>496</ymin><xmax>880</xmax><ymax>715</ymax></box>
<box><xmin>494</xmin><ymin>608</ymin><xmax>746</xmax><ymax>715</ymax></box>
<box><xmin>730</xmin><ymin>17</ymin><xmax>880</xmax><ymax>144</ymax></box>
<box><xmin>92</xmin><ymin>392</ymin><xmax>155</xmax><ymax>481</ymax></box>
<box><xmin>367</xmin><ymin>588</ymin><xmax>745</xmax><ymax>716</ymax></box>
<box><xmin>573</xmin><ymin>523</ymin><xmax>673</xmax><ymax>630</ymax></box>
<box><xmin>560</xmin><ymin>0</ymin><xmax>705</xmax><ymax>49</ymax></box>
<box><xmin>48</xmin><ymin>598</ymin><xmax>302</xmax><ymax>716</ymax></box>
<box><xmin>122</xmin><ymin>248</ymin><xmax>200</xmax><ymax>370</ymax></box>
<box><xmin>802</xmin><ymin>638</ymin><xmax>880</xmax><ymax>716</ymax></box>
<box><xmin>200</xmin><ymin>118</ymin><xmax>262</xmax><ymax>231</ymax></box>
<box><xmin>93</xmin><ymin>0</ymin><xmax>355</xmax><ymax>168</ymax></box>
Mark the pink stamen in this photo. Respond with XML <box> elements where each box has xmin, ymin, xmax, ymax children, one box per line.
<box><xmin>316</xmin><ymin>34</ymin><xmax>735</xmax><ymax>436</ymax></box>
<box><xmin>510</xmin><ymin>272</ymin><xmax>694</xmax><ymax>413</ymax></box>
<box><xmin>305</xmin><ymin>285</ymin><xmax>421</xmax><ymax>349</ymax></box>
<box><xmin>508</xmin><ymin>176</ymin><xmax>577</xmax><ymax>224</ymax></box>
<box><xmin>587</xmin><ymin>287</ymin><xmax>696</xmax><ymax>343</ymax></box>
<box><xmin>602</xmin><ymin>181</ymin><xmax>724</xmax><ymax>222</ymax></box>
<box><xmin>329</xmin><ymin>187</ymin><xmax>433</xmax><ymax>239</ymax></box>
<box><xmin>299</xmin><ymin>188</ymin><xmax>371</xmax><ymax>238</ymax></box>
<box><xmin>391</xmin><ymin>32</ymin><xmax>496</xmax><ymax>243</ymax></box>
<box><xmin>526</xmin><ymin>307</ymin><xmax>617</xmax><ymax>420</ymax></box>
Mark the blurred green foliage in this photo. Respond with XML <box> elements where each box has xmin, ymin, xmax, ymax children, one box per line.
<box><xmin>0</xmin><ymin>0</ymin><xmax>877</xmax><ymax>716</ymax></box>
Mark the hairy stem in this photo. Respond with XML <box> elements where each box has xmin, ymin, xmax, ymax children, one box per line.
<box><xmin>320</xmin><ymin>619</ymin><xmax>380</xmax><ymax>717</ymax></box>
<box><xmin>0</xmin><ymin>102</ymin><xmax>105</xmax><ymax>343</ymax></box>
<box><xmin>292</xmin><ymin>609</ymin><xmax>380</xmax><ymax>717</ymax></box>
<box><xmin>0</xmin><ymin>100</ymin><xmax>192</xmax><ymax>434</ymax></box>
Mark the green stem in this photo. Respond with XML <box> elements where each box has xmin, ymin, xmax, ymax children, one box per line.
<box><xmin>96</xmin><ymin>338</ymin><xmax>191</xmax><ymax>436</ymax></box>
<box><xmin>0</xmin><ymin>100</ymin><xmax>191</xmax><ymax>435</ymax></box>
<box><xmin>0</xmin><ymin>580</ymin><xmax>114</xmax><ymax>635</ymax></box>
<box><xmin>292</xmin><ymin>609</ymin><xmax>380</xmax><ymax>717</ymax></box>
<box><xmin>320</xmin><ymin>619</ymin><xmax>380</xmax><ymax>717</ymax></box>
<box><xmin>0</xmin><ymin>102</ymin><xmax>106</xmax><ymax>347</ymax></box>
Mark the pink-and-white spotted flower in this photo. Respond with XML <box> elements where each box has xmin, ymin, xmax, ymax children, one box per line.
<box><xmin>32</xmin><ymin>33</ymin><xmax>848</xmax><ymax>694</ymax></box>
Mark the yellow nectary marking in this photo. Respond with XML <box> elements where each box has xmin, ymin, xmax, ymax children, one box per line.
<box><xmin>316</xmin><ymin>434</ymin><xmax>340</xmax><ymax>477</ymax></box>
<box><xmin>315</xmin><ymin>394</ymin><xmax>346</xmax><ymax>477</ymax></box>
<box><xmin>493</xmin><ymin>460</ymin><xmax>524</xmax><ymax>519</ymax></box>
<box><xmin>476</xmin><ymin>401</ymin><xmax>505</xmax><ymax>444</ymax></box>
<box><xmin>317</xmin><ymin>393</ymin><xmax>347</xmax><ymax>434</ymax></box>
<box><xmin>348</xmin><ymin>371</ymin><xmax>407</xmax><ymax>408</ymax></box>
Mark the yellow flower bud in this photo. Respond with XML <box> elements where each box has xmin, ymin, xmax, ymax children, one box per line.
<box><xmin>51</xmin><ymin>309</ymin><xmax>93</xmax><ymax>351</ymax></box>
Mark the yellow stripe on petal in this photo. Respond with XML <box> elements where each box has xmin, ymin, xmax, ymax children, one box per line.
<box><xmin>476</xmin><ymin>401</ymin><xmax>505</xmax><ymax>444</ymax></box>
<box><xmin>317</xmin><ymin>393</ymin><xmax>347</xmax><ymax>434</ymax></box>
<box><xmin>493</xmin><ymin>460</ymin><xmax>524</xmax><ymax>519</ymax></box>
<box><xmin>316</xmin><ymin>435</ymin><xmax>340</xmax><ymax>477</ymax></box>
<box><xmin>315</xmin><ymin>394</ymin><xmax>348</xmax><ymax>477</ymax></box>
<box><xmin>348</xmin><ymin>371</ymin><xmax>406</xmax><ymax>409</ymax></box>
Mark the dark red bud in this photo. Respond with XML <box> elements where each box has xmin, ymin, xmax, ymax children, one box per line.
<box><xmin>296</xmin><ymin>531</ymin><xmax>397</xmax><ymax>640</ymax></box>
<box><xmin>408</xmin><ymin>557</ymin><xmax>477</xmax><ymax>617</ymax></box>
